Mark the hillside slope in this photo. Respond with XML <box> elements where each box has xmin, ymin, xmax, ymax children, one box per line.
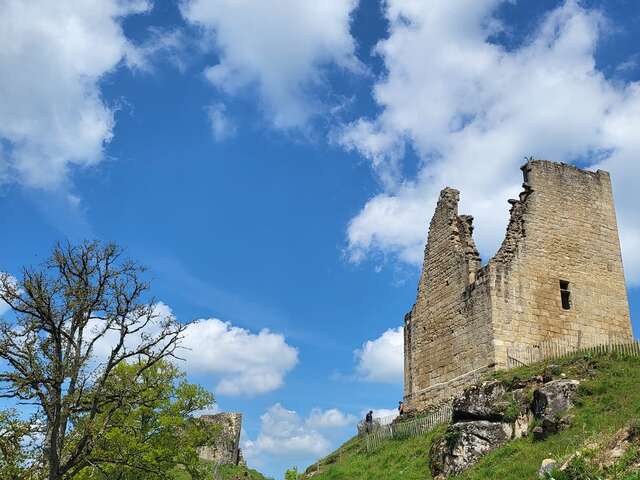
<box><xmin>303</xmin><ymin>353</ymin><xmax>640</xmax><ymax>479</ymax></box>
<box><xmin>172</xmin><ymin>463</ymin><xmax>270</xmax><ymax>480</ymax></box>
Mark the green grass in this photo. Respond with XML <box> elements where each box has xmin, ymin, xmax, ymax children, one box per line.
<box><xmin>305</xmin><ymin>353</ymin><xmax>640</xmax><ymax>480</ymax></box>
<box><xmin>170</xmin><ymin>463</ymin><xmax>270</xmax><ymax>480</ymax></box>
<box><xmin>303</xmin><ymin>426</ymin><xmax>446</xmax><ymax>480</ymax></box>
<box><xmin>216</xmin><ymin>464</ymin><xmax>271</xmax><ymax>480</ymax></box>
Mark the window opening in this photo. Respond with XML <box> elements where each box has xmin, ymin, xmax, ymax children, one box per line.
<box><xmin>560</xmin><ymin>280</ymin><xmax>571</xmax><ymax>310</ymax></box>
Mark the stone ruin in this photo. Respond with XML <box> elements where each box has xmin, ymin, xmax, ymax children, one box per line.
<box><xmin>403</xmin><ymin>159</ymin><xmax>633</xmax><ymax>413</ymax></box>
<box><xmin>197</xmin><ymin>412</ymin><xmax>244</xmax><ymax>466</ymax></box>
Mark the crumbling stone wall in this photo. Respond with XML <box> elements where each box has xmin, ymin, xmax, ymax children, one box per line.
<box><xmin>404</xmin><ymin>189</ymin><xmax>494</xmax><ymax>411</ymax></box>
<box><xmin>404</xmin><ymin>160</ymin><xmax>632</xmax><ymax>412</ymax></box>
<box><xmin>198</xmin><ymin>412</ymin><xmax>242</xmax><ymax>465</ymax></box>
<box><xmin>489</xmin><ymin>161</ymin><xmax>632</xmax><ymax>367</ymax></box>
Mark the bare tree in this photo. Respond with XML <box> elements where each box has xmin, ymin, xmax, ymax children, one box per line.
<box><xmin>0</xmin><ymin>241</ymin><xmax>186</xmax><ymax>480</ymax></box>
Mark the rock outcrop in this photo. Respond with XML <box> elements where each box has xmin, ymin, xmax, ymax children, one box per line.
<box><xmin>452</xmin><ymin>380</ymin><xmax>508</xmax><ymax>422</ymax></box>
<box><xmin>532</xmin><ymin>380</ymin><xmax>580</xmax><ymax>418</ymax></box>
<box><xmin>536</xmin><ymin>420</ymin><xmax>640</xmax><ymax>478</ymax></box>
<box><xmin>431</xmin><ymin>420</ymin><xmax>512</xmax><ymax>477</ymax></box>
<box><xmin>531</xmin><ymin>380</ymin><xmax>579</xmax><ymax>440</ymax></box>
<box><xmin>198</xmin><ymin>412</ymin><xmax>243</xmax><ymax>465</ymax></box>
<box><xmin>430</xmin><ymin>377</ymin><xmax>580</xmax><ymax>478</ymax></box>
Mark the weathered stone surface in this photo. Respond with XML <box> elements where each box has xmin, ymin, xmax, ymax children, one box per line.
<box><xmin>598</xmin><ymin>422</ymin><xmax>640</xmax><ymax>469</ymax></box>
<box><xmin>513</xmin><ymin>411</ymin><xmax>532</xmax><ymax>439</ymax></box>
<box><xmin>532</xmin><ymin>426</ymin><xmax>545</xmax><ymax>441</ymax></box>
<box><xmin>430</xmin><ymin>421</ymin><xmax>513</xmax><ymax>478</ymax></box>
<box><xmin>511</xmin><ymin>387</ymin><xmax>535</xmax><ymax>435</ymax></box>
<box><xmin>532</xmin><ymin>415</ymin><xmax>572</xmax><ymax>441</ymax></box>
<box><xmin>538</xmin><ymin>458</ymin><xmax>557</xmax><ymax>478</ymax></box>
<box><xmin>532</xmin><ymin>380</ymin><xmax>580</xmax><ymax>419</ymax></box>
<box><xmin>452</xmin><ymin>380</ymin><xmax>507</xmax><ymax>422</ymax></box>
<box><xmin>198</xmin><ymin>412</ymin><xmax>243</xmax><ymax>465</ymax></box>
<box><xmin>404</xmin><ymin>160</ymin><xmax>633</xmax><ymax>412</ymax></box>
<box><xmin>530</xmin><ymin>380</ymin><xmax>578</xmax><ymax>441</ymax></box>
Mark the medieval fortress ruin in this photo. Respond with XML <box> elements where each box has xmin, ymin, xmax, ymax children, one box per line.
<box><xmin>197</xmin><ymin>412</ymin><xmax>244</xmax><ymax>466</ymax></box>
<box><xmin>403</xmin><ymin>159</ymin><xmax>633</xmax><ymax>413</ymax></box>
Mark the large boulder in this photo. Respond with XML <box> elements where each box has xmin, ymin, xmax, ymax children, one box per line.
<box><xmin>531</xmin><ymin>380</ymin><xmax>579</xmax><ymax>440</ymax></box>
<box><xmin>532</xmin><ymin>380</ymin><xmax>580</xmax><ymax>419</ymax></box>
<box><xmin>430</xmin><ymin>421</ymin><xmax>513</xmax><ymax>478</ymax></box>
<box><xmin>452</xmin><ymin>380</ymin><xmax>508</xmax><ymax>422</ymax></box>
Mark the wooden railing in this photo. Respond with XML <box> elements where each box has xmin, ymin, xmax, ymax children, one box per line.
<box><xmin>506</xmin><ymin>335</ymin><xmax>640</xmax><ymax>369</ymax></box>
<box><xmin>361</xmin><ymin>403</ymin><xmax>452</xmax><ymax>452</ymax></box>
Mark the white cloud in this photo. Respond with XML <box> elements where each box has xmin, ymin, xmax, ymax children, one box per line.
<box><xmin>305</xmin><ymin>408</ymin><xmax>357</xmax><ymax>430</ymax></box>
<box><xmin>243</xmin><ymin>404</ymin><xmax>355</xmax><ymax>467</ymax></box>
<box><xmin>244</xmin><ymin>404</ymin><xmax>330</xmax><ymax>458</ymax></box>
<box><xmin>205</xmin><ymin>103</ymin><xmax>236</xmax><ymax>141</ymax></box>
<box><xmin>125</xmin><ymin>27</ymin><xmax>187</xmax><ymax>73</ymax></box>
<box><xmin>180</xmin><ymin>0</ymin><xmax>362</xmax><ymax>129</ymax></box>
<box><xmin>0</xmin><ymin>0</ymin><xmax>151</xmax><ymax>189</ymax></box>
<box><xmin>179</xmin><ymin>315</ymin><xmax>298</xmax><ymax>396</ymax></box>
<box><xmin>339</xmin><ymin>0</ymin><xmax>640</xmax><ymax>285</ymax></box>
<box><xmin>89</xmin><ymin>302</ymin><xmax>298</xmax><ymax>396</ymax></box>
<box><xmin>354</xmin><ymin>326</ymin><xmax>403</xmax><ymax>383</ymax></box>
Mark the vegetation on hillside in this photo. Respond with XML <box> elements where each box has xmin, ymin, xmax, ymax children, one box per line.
<box><xmin>302</xmin><ymin>353</ymin><xmax>640</xmax><ymax>479</ymax></box>
<box><xmin>172</xmin><ymin>463</ymin><xmax>270</xmax><ymax>480</ymax></box>
<box><xmin>72</xmin><ymin>361</ymin><xmax>216</xmax><ymax>480</ymax></box>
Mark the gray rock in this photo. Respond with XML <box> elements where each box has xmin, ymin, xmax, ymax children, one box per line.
<box><xmin>532</xmin><ymin>415</ymin><xmax>574</xmax><ymax>441</ymax></box>
<box><xmin>511</xmin><ymin>388</ymin><xmax>534</xmax><ymax>438</ymax></box>
<box><xmin>538</xmin><ymin>458</ymin><xmax>557</xmax><ymax>477</ymax></box>
<box><xmin>532</xmin><ymin>380</ymin><xmax>580</xmax><ymax>419</ymax></box>
<box><xmin>452</xmin><ymin>380</ymin><xmax>508</xmax><ymax>422</ymax></box>
<box><xmin>532</xmin><ymin>426</ymin><xmax>545</xmax><ymax>441</ymax></box>
<box><xmin>430</xmin><ymin>421</ymin><xmax>513</xmax><ymax>477</ymax></box>
<box><xmin>513</xmin><ymin>411</ymin><xmax>532</xmax><ymax>439</ymax></box>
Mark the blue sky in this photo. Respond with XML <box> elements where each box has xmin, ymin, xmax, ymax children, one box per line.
<box><xmin>1</xmin><ymin>1</ymin><xmax>639</xmax><ymax>478</ymax></box>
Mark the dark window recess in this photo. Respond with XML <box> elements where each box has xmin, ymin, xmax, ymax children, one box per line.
<box><xmin>560</xmin><ymin>280</ymin><xmax>571</xmax><ymax>310</ymax></box>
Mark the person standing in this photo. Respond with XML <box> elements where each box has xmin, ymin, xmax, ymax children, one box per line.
<box><xmin>365</xmin><ymin>410</ymin><xmax>373</xmax><ymax>433</ymax></box>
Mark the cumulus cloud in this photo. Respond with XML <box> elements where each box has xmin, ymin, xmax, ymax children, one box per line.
<box><xmin>354</xmin><ymin>326</ymin><xmax>403</xmax><ymax>383</ymax></box>
<box><xmin>243</xmin><ymin>404</ymin><xmax>355</xmax><ymax>467</ymax></box>
<box><xmin>180</xmin><ymin>316</ymin><xmax>298</xmax><ymax>396</ymax></box>
<box><xmin>90</xmin><ymin>302</ymin><xmax>298</xmax><ymax>396</ymax></box>
<box><xmin>0</xmin><ymin>0</ymin><xmax>151</xmax><ymax>189</ymax></box>
<box><xmin>180</xmin><ymin>0</ymin><xmax>362</xmax><ymax>129</ymax></box>
<box><xmin>305</xmin><ymin>408</ymin><xmax>357</xmax><ymax>430</ymax></box>
<box><xmin>339</xmin><ymin>0</ymin><xmax>640</xmax><ymax>285</ymax></box>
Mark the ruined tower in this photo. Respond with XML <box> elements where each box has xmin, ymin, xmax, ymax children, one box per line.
<box><xmin>404</xmin><ymin>160</ymin><xmax>632</xmax><ymax>412</ymax></box>
<box><xmin>198</xmin><ymin>412</ymin><xmax>243</xmax><ymax>465</ymax></box>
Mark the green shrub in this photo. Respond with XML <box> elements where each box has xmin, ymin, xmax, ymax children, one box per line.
<box><xmin>503</xmin><ymin>399</ymin><xmax>521</xmax><ymax>423</ymax></box>
<box><xmin>445</xmin><ymin>428</ymin><xmax>461</xmax><ymax>449</ymax></box>
<box><xmin>284</xmin><ymin>467</ymin><xmax>299</xmax><ymax>480</ymax></box>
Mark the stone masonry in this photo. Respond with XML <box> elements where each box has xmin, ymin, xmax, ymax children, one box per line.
<box><xmin>197</xmin><ymin>412</ymin><xmax>243</xmax><ymax>465</ymax></box>
<box><xmin>404</xmin><ymin>160</ymin><xmax>632</xmax><ymax>413</ymax></box>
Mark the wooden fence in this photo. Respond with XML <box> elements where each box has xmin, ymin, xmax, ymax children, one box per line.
<box><xmin>362</xmin><ymin>403</ymin><xmax>452</xmax><ymax>452</ymax></box>
<box><xmin>506</xmin><ymin>335</ymin><xmax>640</xmax><ymax>369</ymax></box>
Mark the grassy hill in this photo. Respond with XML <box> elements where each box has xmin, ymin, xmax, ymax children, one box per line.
<box><xmin>172</xmin><ymin>463</ymin><xmax>270</xmax><ymax>480</ymax></box>
<box><xmin>303</xmin><ymin>353</ymin><xmax>640</xmax><ymax>479</ymax></box>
